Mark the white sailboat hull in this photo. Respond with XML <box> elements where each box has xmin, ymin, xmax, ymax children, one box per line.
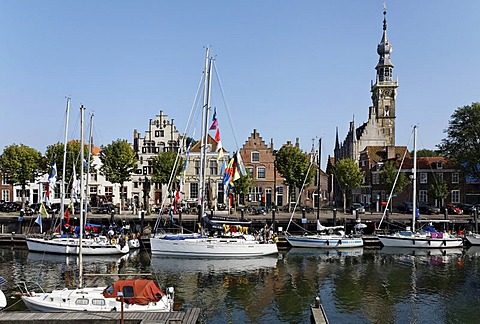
<box><xmin>377</xmin><ymin>233</ymin><xmax>463</xmax><ymax>248</ymax></box>
<box><xmin>26</xmin><ymin>237</ymin><xmax>129</xmax><ymax>255</ymax></box>
<box><xmin>21</xmin><ymin>286</ymin><xmax>172</xmax><ymax>313</ymax></box>
<box><xmin>286</xmin><ymin>235</ymin><xmax>364</xmax><ymax>248</ymax></box>
<box><xmin>150</xmin><ymin>235</ymin><xmax>278</xmax><ymax>257</ymax></box>
<box><xmin>465</xmin><ymin>234</ymin><xmax>480</xmax><ymax>246</ymax></box>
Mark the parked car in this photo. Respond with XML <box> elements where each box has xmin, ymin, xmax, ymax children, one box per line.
<box><xmin>349</xmin><ymin>203</ymin><xmax>365</xmax><ymax>214</ymax></box>
<box><xmin>418</xmin><ymin>203</ymin><xmax>440</xmax><ymax>215</ymax></box>
<box><xmin>396</xmin><ymin>202</ymin><xmax>413</xmax><ymax>214</ymax></box>
<box><xmin>441</xmin><ymin>203</ymin><xmax>463</xmax><ymax>215</ymax></box>
<box><xmin>457</xmin><ymin>203</ymin><xmax>474</xmax><ymax>216</ymax></box>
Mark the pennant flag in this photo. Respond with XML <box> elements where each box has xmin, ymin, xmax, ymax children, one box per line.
<box><xmin>236</xmin><ymin>151</ymin><xmax>247</xmax><ymax>177</ymax></box>
<box><xmin>215</xmin><ymin>129</ymin><xmax>224</xmax><ymax>160</ymax></box>
<box><xmin>183</xmin><ymin>140</ymin><xmax>193</xmax><ymax>171</ymax></box>
<box><xmin>219</xmin><ymin>159</ymin><xmax>227</xmax><ymax>176</ymax></box>
<box><xmin>44</xmin><ymin>182</ymin><xmax>50</xmax><ymax>207</ymax></box>
<box><xmin>39</xmin><ymin>202</ymin><xmax>49</xmax><ymax>217</ymax></box>
<box><xmin>48</xmin><ymin>160</ymin><xmax>57</xmax><ymax>190</ymax></box>
<box><xmin>72</xmin><ymin>164</ymin><xmax>80</xmax><ymax>202</ymax></box>
<box><xmin>222</xmin><ymin>158</ymin><xmax>235</xmax><ymax>186</ymax></box>
<box><xmin>35</xmin><ymin>214</ymin><xmax>43</xmax><ymax>233</ymax></box>
<box><xmin>83</xmin><ymin>158</ymin><xmax>89</xmax><ymax>169</ymax></box>
<box><xmin>209</xmin><ymin>108</ymin><xmax>218</xmax><ymax>130</ymax></box>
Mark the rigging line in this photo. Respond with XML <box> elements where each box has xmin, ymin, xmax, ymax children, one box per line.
<box><xmin>285</xmin><ymin>152</ymin><xmax>317</xmax><ymax>234</ymax></box>
<box><xmin>212</xmin><ymin>61</ymin><xmax>241</xmax><ymax>151</ymax></box>
<box><xmin>153</xmin><ymin>70</ymin><xmax>205</xmax><ymax>232</ymax></box>
<box><xmin>378</xmin><ymin>127</ymin><xmax>415</xmax><ymax>230</ymax></box>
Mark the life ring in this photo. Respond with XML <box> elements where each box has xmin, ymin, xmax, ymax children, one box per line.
<box><xmin>111</xmin><ymin>238</ymin><xmax>118</xmax><ymax>245</ymax></box>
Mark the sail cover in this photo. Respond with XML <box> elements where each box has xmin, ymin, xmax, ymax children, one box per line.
<box><xmin>103</xmin><ymin>279</ymin><xmax>165</xmax><ymax>305</ymax></box>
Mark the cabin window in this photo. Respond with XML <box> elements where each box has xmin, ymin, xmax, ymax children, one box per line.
<box><xmin>122</xmin><ymin>286</ymin><xmax>135</xmax><ymax>298</ymax></box>
<box><xmin>452</xmin><ymin>173</ymin><xmax>459</xmax><ymax>184</ymax></box>
<box><xmin>251</xmin><ymin>152</ymin><xmax>260</xmax><ymax>163</ymax></box>
<box><xmin>75</xmin><ymin>298</ymin><xmax>89</xmax><ymax>305</ymax></box>
<box><xmin>92</xmin><ymin>299</ymin><xmax>106</xmax><ymax>306</ymax></box>
<box><xmin>105</xmin><ymin>285</ymin><xmax>114</xmax><ymax>295</ymax></box>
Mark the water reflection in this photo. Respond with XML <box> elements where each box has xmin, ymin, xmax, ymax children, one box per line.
<box><xmin>2</xmin><ymin>246</ymin><xmax>480</xmax><ymax>323</ymax></box>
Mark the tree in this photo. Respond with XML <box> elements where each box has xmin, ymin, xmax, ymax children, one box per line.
<box><xmin>232</xmin><ymin>169</ymin><xmax>254</xmax><ymax>203</ymax></box>
<box><xmin>416</xmin><ymin>149</ymin><xmax>441</xmax><ymax>157</ymax></box>
<box><xmin>151</xmin><ymin>151</ymin><xmax>184</xmax><ymax>203</ymax></box>
<box><xmin>438</xmin><ymin>102</ymin><xmax>480</xmax><ymax>181</ymax></box>
<box><xmin>275</xmin><ymin>144</ymin><xmax>316</xmax><ymax>211</ymax></box>
<box><xmin>45</xmin><ymin>141</ymin><xmax>91</xmax><ymax>190</ymax></box>
<box><xmin>0</xmin><ymin>144</ymin><xmax>44</xmax><ymax>208</ymax></box>
<box><xmin>379</xmin><ymin>161</ymin><xmax>409</xmax><ymax>210</ymax></box>
<box><xmin>428</xmin><ymin>174</ymin><xmax>448</xmax><ymax>206</ymax></box>
<box><xmin>99</xmin><ymin>139</ymin><xmax>137</xmax><ymax>210</ymax></box>
<box><xmin>334</xmin><ymin>158</ymin><xmax>363</xmax><ymax>212</ymax></box>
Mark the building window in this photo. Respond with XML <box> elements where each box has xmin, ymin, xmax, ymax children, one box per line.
<box><xmin>257</xmin><ymin>167</ymin><xmax>266</xmax><ymax>179</ymax></box>
<box><xmin>194</xmin><ymin>160</ymin><xmax>200</xmax><ymax>176</ymax></box>
<box><xmin>251</xmin><ymin>187</ymin><xmax>262</xmax><ymax>202</ymax></box>
<box><xmin>419</xmin><ymin>190</ymin><xmax>428</xmax><ymax>203</ymax></box>
<box><xmin>105</xmin><ymin>186</ymin><xmax>113</xmax><ymax>197</ymax></box>
<box><xmin>2</xmin><ymin>190</ymin><xmax>10</xmax><ymax>202</ymax></box>
<box><xmin>89</xmin><ymin>186</ymin><xmax>97</xmax><ymax>194</ymax></box>
<box><xmin>1</xmin><ymin>175</ymin><xmax>7</xmax><ymax>185</ymax></box>
<box><xmin>452</xmin><ymin>173</ymin><xmax>459</xmax><ymax>184</ymax></box>
<box><xmin>419</xmin><ymin>173</ymin><xmax>427</xmax><ymax>184</ymax></box>
<box><xmin>451</xmin><ymin>190</ymin><xmax>460</xmax><ymax>203</ymax></box>
<box><xmin>209</xmin><ymin>159</ymin><xmax>218</xmax><ymax>176</ymax></box>
<box><xmin>251</xmin><ymin>152</ymin><xmax>260</xmax><ymax>163</ymax></box>
<box><xmin>436</xmin><ymin>173</ymin><xmax>444</xmax><ymax>182</ymax></box>
<box><xmin>247</xmin><ymin>167</ymin><xmax>254</xmax><ymax>176</ymax></box>
<box><xmin>372</xmin><ymin>173</ymin><xmax>380</xmax><ymax>185</ymax></box>
<box><xmin>190</xmin><ymin>183</ymin><xmax>198</xmax><ymax>200</ymax></box>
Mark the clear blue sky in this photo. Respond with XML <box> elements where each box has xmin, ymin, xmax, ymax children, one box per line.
<box><xmin>1</xmin><ymin>1</ymin><xmax>479</xmax><ymax>165</ymax></box>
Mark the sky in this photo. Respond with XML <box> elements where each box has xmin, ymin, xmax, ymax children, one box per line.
<box><xmin>1</xmin><ymin>1</ymin><xmax>479</xmax><ymax>167</ymax></box>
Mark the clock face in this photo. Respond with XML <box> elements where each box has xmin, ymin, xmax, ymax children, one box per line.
<box><xmin>383</xmin><ymin>89</ymin><xmax>390</xmax><ymax>97</ymax></box>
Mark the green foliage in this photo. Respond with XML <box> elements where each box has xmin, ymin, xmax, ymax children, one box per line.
<box><xmin>99</xmin><ymin>139</ymin><xmax>137</xmax><ymax>185</ymax></box>
<box><xmin>275</xmin><ymin>145</ymin><xmax>316</xmax><ymax>189</ymax></box>
<box><xmin>438</xmin><ymin>102</ymin><xmax>480</xmax><ymax>181</ymax></box>
<box><xmin>334</xmin><ymin>158</ymin><xmax>363</xmax><ymax>212</ymax></box>
<box><xmin>0</xmin><ymin>144</ymin><xmax>43</xmax><ymax>207</ymax></box>
<box><xmin>428</xmin><ymin>174</ymin><xmax>448</xmax><ymax>201</ymax></box>
<box><xmin>380</xmin><ymin>161</ymin><xmax>410</xmax><ymax>196</ymax></box>
<box><xmin>233</xmin><ymin>169</ymin><xmax>254</xmax><ymax>195</ymax></box>
<box><xmin>150</xmin><ymin>151</ymin><xmax>184</xmax><ymax>186</ymax></box>
<box><xmin>416</xmin><ymin>149</ymin><xmax>441</xmax><ymax>157</ymax></box>
<box><xmin>45</xmin><ymin>141</ymin><xmax>90</xmax><ymax>182</ymax></box>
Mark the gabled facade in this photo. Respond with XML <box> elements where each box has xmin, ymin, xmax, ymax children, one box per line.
<box><xmin>132</xmin><ymin>111</ymin><xmax>183</xmax><ymax>212</ymax></box>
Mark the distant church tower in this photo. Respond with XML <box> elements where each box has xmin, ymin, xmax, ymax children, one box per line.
<box><xmin>334</xmin><ymin>7</ymin><xmax>398</xmax><ymax>163</ymax></box>
<box><xmin>370</xmin><ymin>7</ymin><xmax>398</xmax><ymax>145</ymax></box>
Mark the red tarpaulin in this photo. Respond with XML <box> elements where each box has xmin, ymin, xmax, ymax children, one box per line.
<box><xmin>102</xmin><ymin>279</ymin><xmax>165</xmax><ymax>305</ymax></box>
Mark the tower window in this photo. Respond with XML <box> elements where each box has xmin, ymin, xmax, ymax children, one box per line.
<box><xmin>384</xmin><ymin>105</ymin><xmax>389</xmax><ymax>117</ymax></box>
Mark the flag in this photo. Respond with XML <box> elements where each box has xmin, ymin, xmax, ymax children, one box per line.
<box><xmin>222</xmin><ymin>158</ymin><xmax>235</xmax><ymax>186</ymax></box>
<box><xmin>215</xmin><ymin>129</ymin><xmax>224</xmax><ymax>160</ymax></box>
<box><xmin>35</xmin><ymin>214</ymin><xmax>43</xmax><ymax>233</ymax></box>
<box><xmin>236</xmin><ymin>151</ymin><xmax>247</xmax><ymax>177</ymax></box>
<box><xmin>219</xmin><ymin>159</ymin><xmax>227</xmax><ymax>176</ymax></box>
<box><xmin>64</xmin><ymin>208</ymin><xmax>70</xmax><ymax>224</ymax></box>
<box><xmin>209</xmin><ymin>108</ymin><xmax>218</xmax><ymax>130</ymax></box>
<box><xmin>48</xmin><ymin>160</ymin><xmax>57</xmax><ymax>190</ymax></box>
<box><xmin>39</xmin><ymin>202</ymin><xmax>49</xmax><ymax>217</ymax></box>
<box><xmin>44</xmin><ymin>183</ymin><xmax>50</xmax><ymax>207</ymax></box>
<box><xmin>72</xmin><ymin>164</ymin><xmax>80</xmax><ymax>202</ymax></box>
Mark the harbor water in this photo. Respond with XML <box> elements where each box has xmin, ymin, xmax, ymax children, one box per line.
<box><xmin>1</xmin><ymin>246</ymin><xmax>480</xmax><ymax>323</ymax></box>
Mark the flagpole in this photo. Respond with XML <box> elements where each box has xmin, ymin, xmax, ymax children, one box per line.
<box><xmin>79</xmin><ymin>105</ymin><xmax>85</xmax><ymax>289</ymax></box>
<box><xmin>61</xmin><ymin>97</ymin><xmax>70</xmax><ymax>232</ymax></box>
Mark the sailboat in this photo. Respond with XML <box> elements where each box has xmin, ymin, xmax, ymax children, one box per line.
<box><xmin>377</xmin><ymin>126</ymin><xmax>463</xmax><ymax>248</ymax></box>
<box><xmin>149</xmin><ymin>48</ymin><xmax>278</xmax><ymax>258</ymax></box>
<box><xmin>21</xmin><ymin>106</ymin><xmax>175</xmax><ymax>313</ymax></box>
<box><xmin>0</xmin><ymin>277</ymin><xmax>6</xmax><ymax>310</ymax></box>
<box><xmin>26</xmin><ymin>100</ymin><xmax>129</xmax><ymax>255</ymax></box>
<box><xmin>285</xmin><ymin>139</ymin><xmax>363</xmax><ymax>249</ymax></box>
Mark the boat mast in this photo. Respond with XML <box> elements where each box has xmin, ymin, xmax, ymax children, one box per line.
<box><xmin>199</xmin><ymin>47</ymin><xmax>212</xmax><ymax>222</ymax></box>
<box><xmin>84</xmin><ymin>113</ymin><xmax>94</xmax><ymax>222</ymax></box>
<box><xmin>412</xmin><ymin>125</ymin><xmax>417</xmax><ymax>232</ymax></box>
<box><xmin>79</xmin><ymin>105</ymin><xmax>85</xmax><ymax>289</ymax></box>
<box><xmin>61</xmin><ymin>97</ymin><xmax>70</xmax><ymax>230</ymax></box>
<box><xmin>316</xmin><ymin>138</ymin><xmax>321</xmax><ymax>221</ymax></box>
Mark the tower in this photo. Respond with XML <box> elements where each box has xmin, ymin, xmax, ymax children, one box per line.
<box><xmin>370</xmin><ymin>6</ymin><xmax>398</xmax><ymax>146</ymax></box>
